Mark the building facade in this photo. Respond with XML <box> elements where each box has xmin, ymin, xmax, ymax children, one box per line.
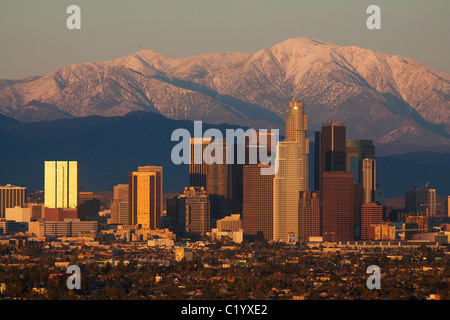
<box><xmin>321</xmin><ymin>171</ymin><xmax>355</xmax><ymax>242</ymax></box>
<box><xmin>298</xmin><ymin>191</ymin><xmax>321</xmax><ymax>242</ymax></box>
<box><xmin>129</xmin><ymin>166</ymin><xmax>162</xmax><ymax>229</ymax></box>
<box><xmin>0</xmin><ymin>185</ymin><xmax>27</xmax><ymax>218</ymax></box>
<box><xmin>361</xmin><ymin>202</ymin><xmax>383</xmax><ymax>240</ymax></box>
<box><xmin>314</xmin><ymin>122</ymin><xmax>346</xmax><ymax>191</ymax></box>
<box><xmin>405</xmin><ymin>186</ymin><xmax>436</xmax><ymax>216</ymax></box>
<box><xmin>243</xmin><ymin>164</ymin><xmax>274</xmax><ymax>241</ymax></box>
<box><xmin>273</xmin><ymin>100</ymin><xmax>309</xmax><ymax>242</ymax></box>
<box><xmin>184</xmin><ymin>186</ymin><xmax>210</xmax><ymax>235</ymax></box>
<box><xmin>44</xmin><ymin>161</ymin><xmax>78</xmax><ymax>209</ymax></box>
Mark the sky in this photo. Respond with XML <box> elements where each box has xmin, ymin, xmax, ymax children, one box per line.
<box><xmin>0</xmin><ymin>0</ymin><xmax>449</xmax><ymax>79</ymax></box>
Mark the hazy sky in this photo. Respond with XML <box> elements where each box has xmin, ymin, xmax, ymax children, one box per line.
<box><xmin>1</xmin><ymin>0</ymin><xmax>449</xmax><ymax>79</ymax></box>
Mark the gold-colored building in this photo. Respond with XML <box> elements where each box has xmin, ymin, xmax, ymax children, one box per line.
<box><xmin>129</xmin><ymin>166</ymin><xmax>162</xmax><ymax>229</ymax></box>
<box><xmin>44</xmin><ymin>161</ymin><xmax>78</xmax><ymax>209</ymax></box>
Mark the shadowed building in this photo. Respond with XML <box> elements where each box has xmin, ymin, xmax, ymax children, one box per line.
<box><xmin>346</xmin><ymin>140</ymin><xmax>376</xmax><ymax>203</ymax></box>
<box><xmin>243</xmin><ymin>164</ymin><xmax>274</xmax><ymax>241</ymax></box>
<box><xmin>298</xmin><ymin>191</ymin><xmax>321</xmax><ymax>242</ymax></box>
<box><xmin>314</xmin><ymin>122</ymin><xmax>346</xmax><ymax>191</ymax></box>
<box><xmin>345</xmin><ymin>139</ymin><xmax>375</xmax><ymax>184</ymax></box>
<box><xmin>184</xmin><ymin>187</ymin><xmax>210</xmax><ymax>235</ymax></box>
<box><xmin>405</xmin><ymin>186</ymin><xmax>436</xmax><ymax>216</ymax></box>
<box><xmin>321</xmin><ymin>171</ymin><xmax>355</xmax><ymax>242</ymax></box>
<box><xmin>129</xmin><ymin>166</ymin><xmax>162</xmax><ymax>229</ymax></box>
<box><xmin>354</xmin><ymin>183</ymin><xmax>364</xmax><ymax>239</ymax></box>
<box><xmin>189</xmin><ymin>137</ymin><xmax>212</xmax><ymax>188</ymax></box>
<box><xmin>361</xmin><ymin>202</ymin><xmax>383</xmax><ymax>240</ymax></box>
<box><xmin>110</xmin><ymin>184</ymin><xmax>129</xmax><ymax>225</ymax></box>
<box><xmin>78</xmin><ymin>192</ymin><xmax>101</xmax><ymax>221</ymax></box>
<box><xmin>205</xmin><ymin>139</ymin><xmax>233</xmax><ymax>222</ymax></box>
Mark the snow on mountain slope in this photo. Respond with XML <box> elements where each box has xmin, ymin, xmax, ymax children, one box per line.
<box><xmin>0</xmin><ymin>37</ymin><xmax>449</xmax><ymax>147</ymax></box>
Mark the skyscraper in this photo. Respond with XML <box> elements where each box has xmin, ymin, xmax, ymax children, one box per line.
<box><xmin>361</xmin><ymin>202</ymin><xmax>383</xmax><ymax>240</ymax></box>
<box><xmin>78</xmin><ymin>192</ymin><xmax>101</xmax><ymax>221</ymax></box>
<box><xmin>129</xmin><ymin>166</ymin><xmax>162</xmax><ymax>229</ymax></box>
<box><xmin>114</xmin><ymin>184</ymin><xmax>129</xmax><ymax>202</ymax></box>
<box><xmin>0</xmin><ymin>185</ymin><xmax>27</xmax><ymax>218</ymax></box>
<box><xmin>285</xmin><ymin>100</ymin><xmax>309</xmax><ymax>191</ymax></box>
<box><xmin>205</xmin><ymin>139</ymin><xmax>233</xmax><ymax>222</ymax></box>
<box><xmin>273</xmin><ymin>100</ymin><xmax>309</xmax><ymax>242</ymax></box>
<box><xmin>298</xmin><ymin>191</ymin><xmax>321</xmax><ymax>242</ymax></box>
<box><xmin>345</xmin><ymin>139</ymin><xmax>375</xmax><ymax>184</ymax></box>
<box><xmin>354</xmin><ymin>183</ymin><xmax>364</xmax><ymax>239</ymax></box>
<box><xmin>243</xmin><ymin>164</ymin><xmax>274</xmax><ymax>241</ymax></box>
<box><xmin>321</xmin><ymin>171</ymin><xmax>355</xmax><ymax>242</ymax></box>
<box><xmin>110</xmin><ymin>184</ymin><xmax>129</xmax><ymax>225</ymax></box>
<box><xmin>362</xmin><ymin>158</ymin><xmax>376</xmax><ymax>203</ymax></box>
<box><xmin>345</xmin><ymin>140</ymin><xmax>376</xmax><ymax>204</ymax></box>
<box><xmin>184</xmin><ymin>186</ymin><xmax>210</xmax><ymax>235</ymax></box>
<box><xmin>44</xmin><ymin>161</ymin><xmax>78</xmax><ymax>209</ymax></box>
<box><xmin>405</xmin><ymin>186</ymin><xmax>436</xmax><ymax>216</ymax></box>
<box><xmin>314</xmin><ymin>122</ymin><xmax>346</xmax><ymax>191</ymax></box>
<box><xmin>189</xmin><ymin>137</ymin><xmax>212</xmax><ymax>187</ymax></box>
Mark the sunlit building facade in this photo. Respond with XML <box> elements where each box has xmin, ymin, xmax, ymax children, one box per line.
<box><xmin>129</xmin><ymin>166</ymin><xmax>162</xmax><ymax>229</ymax></box>
<box><xmin>44</xmin><ymin>161</ymin><xmax>78</xmax><ymax>209</ymax></box>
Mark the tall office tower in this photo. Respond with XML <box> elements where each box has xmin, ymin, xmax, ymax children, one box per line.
<box><xmin>273</xmin><ymin>100</ymin><xmax>310</xmax><ymax>242</ymax></box>
<box><xmin>44</xmin><ymin>161</ymin><xmax>79</xmax><ymax>209</ymax></box>
<box><xmin>184</xmin><ymin>186</ymin><xmax>210</xmax><ymax>235</ymax></box>
<box><xmin>0</xmin><ymin>185</ymin><xmax>27</xmax><ymax>218</ymax></box>
<box><xmin>273</xmin><ymin>141</ymin><xmax>304</xmax><ymax>242</ymax></box>
<box><xmin>314</xmin><ymin>122</ymin><xmax>346</xmax><ymax>191</ymax></box>
<box><xmin>405</xmin><ymin>186</ymin><xmax>436</xmax><ymax>216</ymax></box>
<box><xmin>345</xmin><ymin>140</ymin><xmax>375</xmax><ymax>183</ymax></box>
<box><xmin>110</xmin><ymin>184</ymin><xmax>130</xmax><ymax>225</ymax></box>
<box><xmin>298</xmin><ymin>191</ymin><xmax>321</xmax><ymax>242</ymax></box>
<box><xmin>166</xmin><ymin>196</ymin><xmax>180</xmax><ymax>230</ymax></box>
<box><xmin>233</xmin><ymin>131</ymin><xmax>277</xmax><ymax>217</ymax></box>
<box><xmin>114</xmin><ymin>184</ymin><xmax>129</xmax><ymax>202</ymax></box>
<box><xmin>353</xmin><ymin>183</ymin><xmax>364</xmax><ymax>240</ymax></box>
<box><xmin>205</xmin><ymin>139</ymin><xmax>232</xmax><ymax>222</ymax></box>
<box><xmin>189</xmin><ymin>137</ymin><xmax>212</xmax><ymax>187</ymax></box>
<box><xmin>78</xmin><ymin>192</ymin><xmax>101</xmax><ymax>221</ymax></box>
<box><xmin>362</xmin><ymin>158</ymin><xmax>376</xmax><ymax>203</ymax></box>
<box><xmin>375</xmin><ymin>182</ymin><xmax>385</xmax><ymax>206</ymax></box>
<box><xmin>360</xmin><ymin>202</ymin><xmax>383</xmax><ymax>240</ymax></box>
<box><xmin>285</xmin><ymin>100</ymin><xmax>309</xmax><ymax>191</ymax></box>
<box><xmin>129</xmin><ymin>166</ymin><xmax>163</xmax><ymax>229</ymax></box>
<box><xmin>110</xmin><ymin>201</ymin><xmax>129</xmax><ymax>225</ymax></box>
<box><xmin>243</xmin><ymin>164</ymin><xmax>274</xmax><ymax>241</ymax></box>
<box><xmin>321</xmin><ymin>171</ymin><xmax>355</xmax><ymax>242</ymax></box>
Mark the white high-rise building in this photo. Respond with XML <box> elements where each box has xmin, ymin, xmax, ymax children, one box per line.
<box><xmin>273</xmin><ymin>101</ymin><xmax>309</xmax><ymax>242</ymax></box>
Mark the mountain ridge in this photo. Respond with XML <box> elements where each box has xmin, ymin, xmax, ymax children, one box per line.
<box><xmin>0</xmin><ymin>37</ymin><xmax>449</xmax><ymax>149</ymax></box>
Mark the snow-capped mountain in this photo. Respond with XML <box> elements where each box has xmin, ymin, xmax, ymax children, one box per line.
<box><xmin>0</xmin><ymin>37</ymin><xmax>449</xmax><ymax>147</ymax></box>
